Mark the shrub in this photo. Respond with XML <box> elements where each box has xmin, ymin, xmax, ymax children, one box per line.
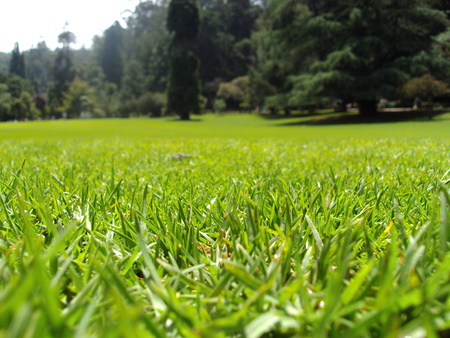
<box><xmin>401</xmin><ymin>74</ymin><xmax>449</xmax><ymax>107</ymax></box>
<box><xmin>213</xmin><ymin>98</ymin><xmax>227</xmax><ymax>112</ymax></box>
<box><xmin>136</xmin><ymin>92</ymin><xmax>166</xmax><ymax>117</ymax></box>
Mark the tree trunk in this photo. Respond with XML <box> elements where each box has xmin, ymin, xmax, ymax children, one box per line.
<box><xmin>358</xmin><ymin>100</ymin><xmax>377</xmax><ymax>116</ymax></box>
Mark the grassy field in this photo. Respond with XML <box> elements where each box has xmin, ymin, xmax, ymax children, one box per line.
<box><xmin>0</xmin><ymin>113</ymin><xmax>449</xmax><ymax>337</ymax></box>
<box><xmin>0</xmin><ymin>112</ymin><xmax>450</xmax><ymax>140</ymax></box>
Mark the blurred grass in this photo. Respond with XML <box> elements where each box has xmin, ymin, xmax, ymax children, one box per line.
<box><xmin>0</xmin><ymin>112</ymin><xmax>449</xmax><ymax>141</ymax></box>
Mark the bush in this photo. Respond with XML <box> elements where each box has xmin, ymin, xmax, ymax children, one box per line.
<box><xmin>401</xmin><ymin>74</ymin><xmax>449</xmax><ymax>107</ymax></box>
<box><xmin>213</xmin><ymin>98</ymin><xmax>227</xmax><ymax>112</ymax></box>
<box><xmin>136</xmin><ymin>92</ymin><xmax>166</xmax><ymax>117</ymax></box>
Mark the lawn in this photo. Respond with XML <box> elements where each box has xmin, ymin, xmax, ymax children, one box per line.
<box><xmin>0</xmin><ymin>113</ymin><xmax>449</xmax><ymax>337</ymax></box>
<box><xmin>0</xmin><ymin>112</ymin><xmax>449</xmax><ymax>140</ymax></box>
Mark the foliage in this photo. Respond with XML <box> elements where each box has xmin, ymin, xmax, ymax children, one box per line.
<box><xmin>48</xmin><ymin>34</ymin><xmax>77</xmax><ymax>112</ymax></box>
<box><xmin>98</xmin><ymin>22</ymin><xmax>124</xmax><ymax>87</ymax></box>
<box><xmin>32</xmin><ymin>95</ymin><xmax>48</xmax><ymax>118</ymax></box>
<box><xmin>213</xmin><ymin>98</ymin><xmax>226</xmax><ymax>112</ymax></box>
<box><xmin>217</xmin><ymin>76</ymin><xmax>250</xmax><ymax>109</ymax></box>
<box><xmin>0</xmin><ymin>83</ymin><xmax>12</xmax><ymax>120</ymax></box>
<box><xmin>0</xmin><ymin>75</ymin><xmax>35</xmax><ymax>121</ymax></box>
<box><xmin>250</xmin><ymin>0</ymin><xmax>311</xmax><ymax>110</ymax></box>
<box><xmin>58</xmin><ymin>31</ymin><xmax>77</xmax><ymax>48</ymax></box>
<box><xmin>291</xmin><ymin>0</ymin><xmax>449</xmax><ymax>115</ymax></box>
<box><xmin>401</xmin><ymin>74</ymin><xmax>449</xmax><ymax>104</ymax></box>
<box><xmin>61</xmin><ymin>77</ymin><xmax>96</xmax><ymax>118</ymax></box>
<box><xmin>166</xmin><ymin>0</ymin><xmax>201</xmax><ymax>120</ymax></box>
<box><xmin>24</xmin><ymin>42</ymin><xmax>53</xmax><ymax>94</ymax></box>
<box><xmin>0</xmin><ymin>118</ymin><xmax>449</xmax><ymax>336</ymax></box>
<box><xmin>0</xmin><ymin>52</ymin><xmax>10</xmax><ymax>74</ymax></box>
<box><xmin>9</xmin><ymin>43</ymin><xmax>25</xmax><ymax>78</ymax></box>
<box><xmin>198</xmin><ymin>0</ymin><xmax>260</xmax><ymax>107</ymax></box>
<box><xmin>3</xmin><ymin>0</ymin><xmax>450</xmax><ymax>118</ymax></box>
<box><xmin>94</xmin><ymin>82</ymin><xmax>121</xmax><ymax>118</ymax></box>
<box><xmin>123</xmin><ymin>1</ymin><xmax>170</xmax><ymax>94</ymax></box>
<box><xmin>136</xmin><ymin>91</ymin><xmax>166</xmax><ymax>117</ymax></box>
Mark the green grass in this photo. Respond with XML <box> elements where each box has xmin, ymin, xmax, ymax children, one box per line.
<box><xmin>0</xmin><ymin>112</ymin><xmax>449</xmax><ymax>140</ymax></box>
<box><xmin>0</xmin><ymin>114</ymin><xmax>449</xmax><ymax>337</ymax></box>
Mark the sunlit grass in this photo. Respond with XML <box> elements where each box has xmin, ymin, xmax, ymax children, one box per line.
<box><xmin>0</xmin><ymin>112</ymin><xmax>449</xmax><ymax>141</ymax></box>
<box><xmin>0</xmin><ymin>114</ymin><xmax>449</xmax><ymax>336</ymax></box>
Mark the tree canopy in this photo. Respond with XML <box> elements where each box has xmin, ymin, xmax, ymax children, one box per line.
<box><xmin>253</xmin><ymin>0</ymin><xmax>449</xmax><ymax>115</ymax></box>
<box><xmin>0</xmin><ymin>0</ymin><xmax>448</xmax><ymax>120</ymax></box>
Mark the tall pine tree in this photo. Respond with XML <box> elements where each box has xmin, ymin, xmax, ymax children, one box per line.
<box><xmin>166</xmin><ymin>0</ymin><xmax>201</xmax><ymax>120</ymax></box>
<box><xmin>9</xmin><ymin>43</ymin><xmax>25</xmax><ymax>78</ymax></box>
<box><xmin>99</xmin><ymin>22</ymin><xmax>124</xmax><ymax>87</ymax></box>
<box><xmin>48</xmin><ymin>31</ymin><xmax>76</xmax><ymax>112</ymax></box>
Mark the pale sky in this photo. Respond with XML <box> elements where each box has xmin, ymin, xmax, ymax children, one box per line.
<box><xmin>0</xmin><ymin>0</ymin><xmax>141</xmax><ymax>53</ymax></box>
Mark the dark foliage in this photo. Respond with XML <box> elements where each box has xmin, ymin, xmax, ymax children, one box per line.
<box><xmin>166</xmin><ymin>0</ymin><xmax>201</xmax><ymax>120</ymax></box>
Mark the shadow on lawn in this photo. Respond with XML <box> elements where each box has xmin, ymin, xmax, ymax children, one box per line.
<box><xmin>258</xmin><ymin>111</ymin><xmax>336</xmax><ymax>120</ymax></box>
<box><xmin>277</xmin><ymin>109</ymin><xmax>450</xmax><ymax>126</ymax></box>
<box><xmin>167</xmin><ymin>117</ymin><xmax>203</xmax><ymax>122</ymax></box>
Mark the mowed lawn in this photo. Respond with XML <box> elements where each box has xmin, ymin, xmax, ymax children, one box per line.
<box><xmin>0</xmin><ymin>113</ymin><xmax>449</xmax><ymax>337</ymax></box>
<box><xmin>0</xmin><ymin>112</ymin><xmax>449</xmax><ymax>140</ymax></box>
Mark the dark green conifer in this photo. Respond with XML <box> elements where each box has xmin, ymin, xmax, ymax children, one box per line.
<box><xmin>9</xmin><ymin>43</ymin><xmax>25</xmax><ymax>78</ymax></box>
<box><xmin>293</xmin><ymin>0</ymin><xmax>449</xmax><ymax>115</ymax></box>
<box><xmin>166</xmin><ymin>0</ymin><xmax>201</xmax><ymax>120</ymax></box>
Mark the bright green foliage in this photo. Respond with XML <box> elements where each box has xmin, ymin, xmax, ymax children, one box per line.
<box><xmin>0</xmin><ymin>117</ymin><xmax>449</xmax><ymax>336</ymax></box>
<box><xmin>0</xmin><ymin>76</ymin><xmax>35</xmax><ymax>121</ymax></box>
<box><xmin>61</xmin><ymin>77</ymin><xmax>96</xmax><ymax>118</ymax></box>
<box><xmin>166</xmin><ymin>0</ymin><xmax>201</xmax><ymax>120</ymax></box>
<box><xmin>213</xmin><ymin>98</ymin><xmax>226</xmax><ymax>112</ymax></box>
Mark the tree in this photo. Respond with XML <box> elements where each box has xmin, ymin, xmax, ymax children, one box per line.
<box><xmin>289</xmin><ymin>0</ymin><xmax>449</xmax><ymax>115</ymax></box>
<box><xmin>48</xmin><ymin>31</ymin><xmax>76</xmax><ymax>112</ymax></box>
<box><xmin>401</xmin><ymin>73</ymin><xmax>449</xmax><ymax>107</ymax></box>
<box><xmin>217</xmin><ymin>76</ymin><xmax>250</xmax><ymax>109</ymax></box>
<box><xmin>98</xmin><ymin>22</ymin><xmax>124</xmax><ymax>87</ymax></box>
<box><xmin>114</xmin><ymin>1</ymin><xmax>171</xmax><ymax>116</ymax></box>
<box><xmin>9</xmin><ymin>43</ymin><xmax>26</xmax><ymax>78</ymax></box>
<box><xmin>250</xmin><ymin>0</ymin><xmax>312</xmax><ymax>111</ymax></box>
<box><xmin>198</xmin><ymin>0</ymin><xmax>261</xmax><ymax>106</ymax></box>
<box><xmin>62</xmin><ymin>77</ymin><xmax>95</xmax><ymax>118</ymax></box>
<box><xmin>166</xmin><ymin>0</ymin><xmax>201</xmax><ymax>120</ymax></box>
<box><xmin>0</xmin><ymin>75</ymin><xmax>35</xmax><ymax>121</ymax></box>
<box><xmin>24</xmin><ymin>41</ymin><xmax>53</xmax><ymax>94</ymax></box>
<box><xmin>0</xmin><ymin>83</ymin><xmax>12</xmax><ymax>121</ymax></box>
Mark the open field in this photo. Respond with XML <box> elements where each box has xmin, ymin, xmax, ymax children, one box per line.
<box><xmin>0</xmin><ymin>114</ymin><xmax>449</xmax><ymax>337</ymax></box>
<box><xmin>0</xmin><ymin>112</ymin><xmax>450</xmax><ymax>141</ymax></box>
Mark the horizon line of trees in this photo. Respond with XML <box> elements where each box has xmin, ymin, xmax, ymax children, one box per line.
<box><xmin>0</xmin><ymin>0</ymin><xmax>449</xmax><ymax>121</ymax></box>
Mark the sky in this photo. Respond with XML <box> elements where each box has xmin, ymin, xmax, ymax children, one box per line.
<box><xmin>0</xmin><ymin>0</ymin><xmax>141</xmax><ymax>53</ymax></box>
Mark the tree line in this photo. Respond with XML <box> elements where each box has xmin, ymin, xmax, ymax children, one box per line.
<box><xmin>0</xmin><ymin>0</ymin><xmax>449</xmax><ymax>121</ymax></box>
